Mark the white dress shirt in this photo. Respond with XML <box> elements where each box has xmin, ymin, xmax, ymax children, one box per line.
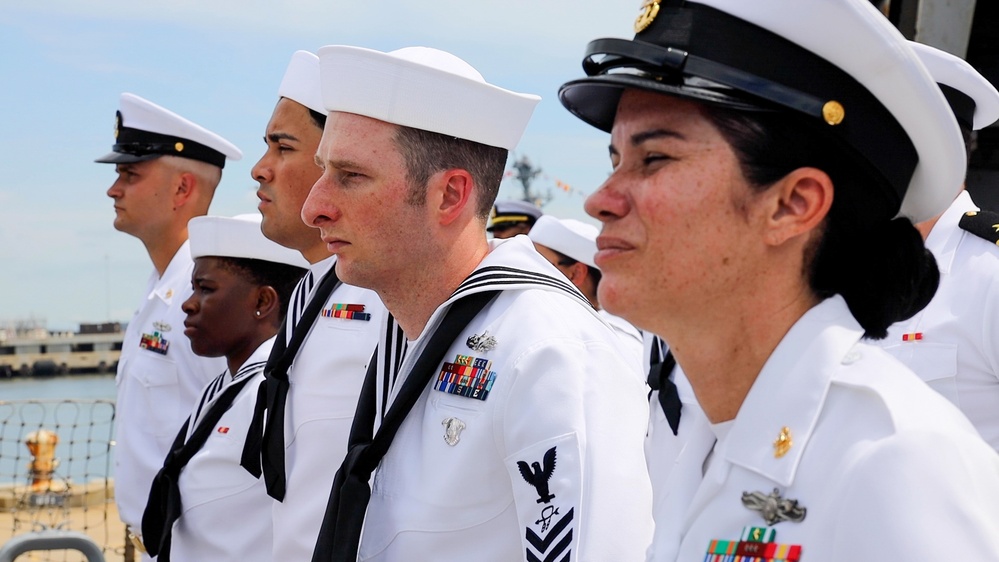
<box><xmin>273</xmin><ymin>256</ymin><xmax>386</xmax><ymax>560</ymax></box>
<box><xmin>359</xmin><ymin>236</ymin><xmax>654</xmax><ymax>562</ymax></box>
<box><xmin>170</xmin><ymin>339</ymin><xmax>274</xmax><ymax>562</ymax></box>
<box><xmin>882</xmin><ymin>190</ymin><xmax>999</xmax><ymax>449</ymax></box>
<box><xmin>647</xmin><ymin>296</ymin><xmax>999</xmax><ymax>561</ymax></box>
<box><xmin>114</xmin><ymin>241</ymin><xmax>225</xmax><ymax>533</ymax></box>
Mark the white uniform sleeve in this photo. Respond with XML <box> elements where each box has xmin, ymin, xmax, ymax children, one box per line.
<box><xmin>829</xmin><ymin>429</ymin><xmax>999</xmax><ymax>559</ymax></box>
<box><xmin>500</xmin><ymin>337</ymin><xmax>653</xmax><ymax>561</ymax></box>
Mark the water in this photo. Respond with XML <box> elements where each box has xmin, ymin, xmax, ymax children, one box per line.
<box><xmin>0</xmin><ymin>374</ymin><xmax>116</xmax><ymax>401</ymax></box>
<box><xmin>0</xmin><ymin>375</ymin><xmax>117</xmax><ymax>485</ymax></box>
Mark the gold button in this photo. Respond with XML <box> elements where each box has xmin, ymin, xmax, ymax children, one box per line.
<box><xmin>175</xmin><ymin>142</ymin><xmax>184</xmax><ymax>152</ymax></box>
<box><xmin>822</xmin><ymin>101</ymin><xmax>845</xmax><ymax>126</ymax></box>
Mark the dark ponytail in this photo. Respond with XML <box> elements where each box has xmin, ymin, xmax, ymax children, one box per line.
<box><xmin>703</xmin><ymin>105</ymin><xmax>939</xmax><ymax>339</ymax></box>
<box><xmin>810</xmin><ymin>216</ymin><xmax>938</xmax><ymax>339</ymax></box>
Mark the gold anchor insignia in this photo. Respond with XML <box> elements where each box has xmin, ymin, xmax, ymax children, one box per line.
<box><xmin>634</xmin><ymin>0</ymin><xmax>660</xmax><ymax>33</ymax></box>
<box><xmin>773</xmin><ymin>426</ymin><xmax>792</xmax><ymax>458</ymax></box>
<box><xmin>822</xmin><ymin>101</ymin><xmax>845</xmax><ymax>125</ymax></box>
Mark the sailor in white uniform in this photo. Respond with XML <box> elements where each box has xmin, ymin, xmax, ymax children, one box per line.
<box><xmin>528</xmin><ymin>214</ymin><xmax>644</xmax><ymax>373</ymax></box>
<box><xmin>560</xmin><ymin>0</ymin><xmax>999</xmax><ymax>560</ymax></box>
<box><xmin>240</xmin><ymin>50</ymin><xmax>386</xmax><ymax>561</ymax></box>
<box><xmin>141</xmin><ymin>214</ymin><xmax>307</xmax><ymax>561</ymax></box>
<box><xmin>95</xmin><ymin>93</ymin><xmax>241</xmax><ymax>557</ymax></box>
<box><xmin>302</xmin><ymin>45</ymin><xmax>653</xmax><ymax>561</ymax></box>
<box><xmin>881</xmin><ymin>42</ymin><xmax>999</xmax><ymax>451</ymax></box>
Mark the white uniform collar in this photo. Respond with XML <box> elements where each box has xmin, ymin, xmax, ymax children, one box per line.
<box><xmin>309</xmin><ymin>254</ymin><xmax>337</xmax><ymax>277</ymax></box>
<box><xmin>438</xmin><ymin>235</ymin><xmax>592</xmax><ymax>316</ymax></box>
<box><xmin>377</xmin><ymin>234</ymin><xmax>595</xmax><ymax>414</ymax></box>
<box><xmin>719</xmin><ymin>295</ymin><xmax>864</xmax><ymax>487</ymax></box>
<box><xmin>924</xmin><ymin>190</ymin><xmax>977</xmax><ymax>276</ymax></box>
<box><xmin>231</xmin><ymin>336</ymin><xmax>276</xmax><ymax>382</ymax></box>
<box><xmin>149</xmin><ymin>240</ymin><xmax>193</xmax><ymax>305</ymax></box>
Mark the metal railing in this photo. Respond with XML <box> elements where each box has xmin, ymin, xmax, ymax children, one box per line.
<box><xmin>0</xmin><ymin>399</ymin><xmax>122</xmax><ymax>561</ymax></box>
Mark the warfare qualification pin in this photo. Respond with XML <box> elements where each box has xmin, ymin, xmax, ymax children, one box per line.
<box><xmin>466</xmin><ymin>331</ymin><xmax>497</xmax><ymax>353</ymax></box>
<box><xmin>742</xmin><ymin>488</ymin><xmax>807</xmax><ymax>526</ymax></box>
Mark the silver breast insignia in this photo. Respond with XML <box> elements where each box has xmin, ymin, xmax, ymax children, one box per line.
<box><xmin>441</xmin><ymin>417</ymin><xmax>466</xmax><ymax>446</ymax></box>
<box><xmin>465</xmin><ymin>331</ymin><xmax>497</xmax><ymax>353</ymax></box>
<box><xmin>741</xmin><ymin>488</ymin><xmax>807</xmax><ymax>526</ymax></box>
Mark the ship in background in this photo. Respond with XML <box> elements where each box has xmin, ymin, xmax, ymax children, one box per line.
<box><xmin>0</xmin><ymin>320</ymin><xmax>122</xmax><ymax>378</ymax></box>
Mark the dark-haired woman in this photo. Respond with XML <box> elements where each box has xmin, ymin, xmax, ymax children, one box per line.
<box><xmin>141</xmin><ymin>214</ymin><xmax>306</xmax><ymax>562</ymax></box>
<box><xmin>559</xmin><ymin>0</ymin><xmax>999</xmax><ymax>560</ymax></box>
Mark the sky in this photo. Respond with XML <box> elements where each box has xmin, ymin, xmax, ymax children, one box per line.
<box><xmin>0</xmin><ymin>1</ymin><xmax>636</xmax><ymax>331</ymax></box>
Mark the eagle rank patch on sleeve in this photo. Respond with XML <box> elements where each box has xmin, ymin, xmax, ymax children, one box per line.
<box><xmin>507</xmin><ymin>434</ymin><xmax>580</xmax><ymax>562</ymax></box>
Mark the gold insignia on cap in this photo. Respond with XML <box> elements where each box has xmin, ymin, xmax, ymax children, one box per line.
<box><xmin>822</xmin><ymin>101</ymin><xmax>845</xmax><ymax>126</ymax></box>
<box><xmin>966</xmin><ymin>211</ymin><xmax>978</xmax><ymax>217</ymax></box>
<box><xmin>635</xmin><ymin>0</ymin><xmax>661</xmax><ymax>33</ymax></box>
<box><xmin>174</xmin><ymin>142</ymin><xmax>184</xmax><ymax>152</ymax></box>
<box><xmin>773</xmin><ymin>426</ymin><xmax>792</xmax><ymax>458</ymax></box>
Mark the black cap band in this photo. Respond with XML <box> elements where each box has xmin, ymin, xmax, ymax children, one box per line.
<box><xmin>110</xmin><ymin>125</ymin><xmax>227</xmax><ymax>168</ymax></box>
<box><xmin>559</xmin><ymin>1</ymin><xmax>918</xmax><ymax>208</ymax></box>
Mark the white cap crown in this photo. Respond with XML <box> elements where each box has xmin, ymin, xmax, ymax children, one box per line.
<box><xmin>528</xmin><ymin>216</ymin><xmax>600</xmax><ymax>269</ymax></box>
<box><xmin>317</xmin><ymin>45</ymin><xmax>541</xmax><ymax>150</ymax></box>
<box><xmin>909</xmin><ymin>42</ymin><xmax>999</xmax><ymax>131</ymax></box>
<box><xmin>189</xmin><ymin>214</ymin><xmax>309</xmax><ymax>268</ymax></box>
<box><xmin>278</xmin><ymin>50</ymin><xmax>325</xmax><ymax>114</ymax></box>
<box><xmin>95</xmin><ymin>93</ymin><xmax>242</xmax><ymax>167</ymax></box>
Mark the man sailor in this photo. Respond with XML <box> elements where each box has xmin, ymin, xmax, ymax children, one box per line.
<box><xmin>302</xmin><ymin>45</ymin><xmax>653</xmax><ymax>562</ymax></box>
<box><xmin>882</xmin><ymin>42</ymin><xmax>999</xmax><ymax>451</ymax></box>
<box><xmin>96</xmin><ymin>92</ymin><xmax>241</xmax><ymax>558</ymax></box>
<box><xmin>240</xmin><ymin>50</ymin><xmax>385</xmax><ymax>560</ymax></box>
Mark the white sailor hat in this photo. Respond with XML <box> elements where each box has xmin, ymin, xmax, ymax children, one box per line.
<box><xmin>559</xmin><ymin>0</ymin><xmax>965</xmax><ymax>223</ymax></box>
<box><xmin>95</xmin><ymin>93</ymin><xmax>243</xmax><ymax>168</ymax></box>
<box><xmin>317</xmin><ymin>45</ymin><xmax>541</xmax><ymax>150</ymax></box>
<box><xmin>189</xmin><ymin>214</ymin><xmax>309</xmax><ymax>268</ymax></box>
<box><xmin>528</xmin><ymin>215</ymin><xmax>600</xmax><ymax>269</ymax></box>
<box><xmin>487</xmin><ymin>200</ymin><xmax>544</xmax><ymax>232</ymax></box>
<box><xmin>909</xmin><ymin>42</ymin><xmax>999</xmax><ymax>132</ymax></box>
<box><xmin>278</xmin><ymin>50</ymin><xmax>325</xmax><ymax>114</ymax></box>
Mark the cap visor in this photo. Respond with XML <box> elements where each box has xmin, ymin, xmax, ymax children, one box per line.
<box><xmin>560</xmin><ymin>73</ymin><xmax>768</xmax><ymax>133</ymax></box>
<box><xmin>93</xmin><ymin>151</ymin><xmax>162</xmax><ymax>164</ymax></box>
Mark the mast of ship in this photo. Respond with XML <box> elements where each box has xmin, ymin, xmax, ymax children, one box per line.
<box><xmin>510</xmin><ymin>155</ymin><xmax>552</xmax><ymax>208</ymax></box>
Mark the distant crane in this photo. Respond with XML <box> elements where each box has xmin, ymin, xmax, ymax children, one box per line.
<box><xmin>510</xmin><ymin>155</ymin><xmax>553</xmax><ymax>208</ymax></box>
